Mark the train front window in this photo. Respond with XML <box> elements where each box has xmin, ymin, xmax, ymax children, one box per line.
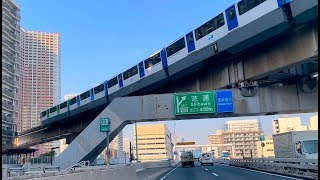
<box><xmin>94</xmin><ymin>84</ymin><xmax>104</xmax><ymax>94</ymax></box>
<box><xmin>123</xmin><ymin>65</ymin><xmax>138</xmax><ymax>80</ymax></box>
<box><xmin>144</xmin><ymin>52</ymin><xmax>161</xmax><ymax>69</ymax></box>
<box><xmin>238</xmin><ymin>0</ymin><xmax>267</xmax><ymax>15</ymax></box>
<box><xmin>107</xmin><ymin>77</ymin><xmax>118</xmax><ymax>88</ymax></box>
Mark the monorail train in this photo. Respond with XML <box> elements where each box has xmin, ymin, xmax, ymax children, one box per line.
<box><xmin>40</xmin><ymin>0</ymin><xmax>292</xmax><ymax>123</ymax></box>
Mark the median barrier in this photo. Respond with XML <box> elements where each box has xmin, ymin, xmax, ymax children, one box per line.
<box><xmin>229</xmin><ymin>158</ymin><xmax>318</xmax><ymax>179</ymax></box>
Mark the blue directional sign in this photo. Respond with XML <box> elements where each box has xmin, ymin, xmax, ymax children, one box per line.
<box><xmin>215</xmin><ymin>90</ymin><xmax>234</xmax><ymax>113</ymax></box>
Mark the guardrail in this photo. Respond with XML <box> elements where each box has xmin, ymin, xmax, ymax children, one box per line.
<box><xmin>228</xmin><ymin>158</ymin><xmax>318</xmax><ymax>179</ymax></box>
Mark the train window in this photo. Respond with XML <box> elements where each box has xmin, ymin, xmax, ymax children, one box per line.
<box><xmin>238</xmin><ymin>0</ymin><xmax>267</xmax><ymax>15</ymax></box>
<box><xmin>94</xmin><ymin>84</ymin><xmax>104</xmax><ymax>94</ymax></box>
<box><xmin>195</xmin><ymin>13</ymin><xmax>225</xmax><ymax>41</ymax></box>
<box><xmin>60</xmin><ymin>101</ymin><xmax>67</xmax><ymax>109</ymax></box>
<box><xmin>166</xmin><ymin>37</ymin><xmax>186</xmax><ymax>57</ymax></box>
<box><xmin>123</xmin><ymin>65</ymin><xmax>138</xmax><ymax>80</ymax></box>
<box><xmin>49</xmin><ymin>106</ymin><xmax>57</xmax><ymax>113</ymax></box>
<box><xmin>144</xmin><ymin>52</ymin><xmax>161</xmax><ymax>69</ymax></box>
<box><xmin>108</xmin><ymin>77</ymin><xmax>118</xmax><ymax>88</ymax></box>
<box><xmin>70</xmin><ymin>97</ymin><xmax>77</xmax><ymax>105</ymax></box>
<box><xmin>41</xmin><ymin>111</ymin><xmax>46</xmax><ymax>118</ymax></box>
<box><xmin>80</xmin><ymin>91</ymin><xmax>90</xmax><ymax>100</ymax></box>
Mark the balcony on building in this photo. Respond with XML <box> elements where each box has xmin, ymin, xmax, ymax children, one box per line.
<box><xmin>2</xmin><ymin>100</ymin><xmax>14</xmax><ymax>110</ymax></box>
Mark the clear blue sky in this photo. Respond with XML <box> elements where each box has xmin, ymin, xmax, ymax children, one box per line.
<box><xmin>18</xmin><ymin>0</ymin><xmax>317</xmax><ymax>144</ymax></box>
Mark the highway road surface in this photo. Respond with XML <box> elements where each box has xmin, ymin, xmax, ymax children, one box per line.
<box><xmin>156</xmin><ymin>162</ymin><xmax>303</xmax><ymax>180</ymax></box>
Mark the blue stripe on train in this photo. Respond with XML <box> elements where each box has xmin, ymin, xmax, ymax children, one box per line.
<box><xmin>160</xmin><ymin>48</ymin><xmax>168</xmax><ymax>68</ymax></box>
<box><xmin>186</xmin><ymin>32</ymin><xmax>195</xmax><ymax>53</ymax></box>
<box><xmin>118</xmin><ymin>74</ymin><xmax>123</xmax><ymax>88</ymax></box>
<box><xmin>139</xmin><ymin>61</ymin><xmax>145</xmax><ymax>78</ymax></box>
<box><xmin>90</xmin><ymin>89</ymin><xmax>94</xmax><ymax>101</ymax></box>
<box><xmin>277</xmin><ymin>0</ymin><xmax>292</xmax><ymax>7</ymax></box>
<box><xmin>76</xmin><ymin>96</ymin><xmax>80</xmax><ymax>106</ymax></box>
<box><xmin>226</xmin><ymin>5</ymin><xmax>238</xmax><ymax>31</ymax></box>
<box><xmin>104</xmin><ymin>82</ymin><xmax>108</xmax><ymax>96</ymax></box>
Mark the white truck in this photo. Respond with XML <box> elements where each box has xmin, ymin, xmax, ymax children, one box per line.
<box><xmin>273</xmin><ymin>130</ymin><xmax>318</xmax><ymax>159</ymax></box>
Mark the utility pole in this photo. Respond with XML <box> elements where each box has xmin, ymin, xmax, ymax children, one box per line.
<box><xmin>135</xmin><ymin>122</ymin><xmax>138</xmax><ymax>162</ymax></box>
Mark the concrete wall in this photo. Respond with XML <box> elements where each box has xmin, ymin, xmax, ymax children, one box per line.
<box><xmin>5</xmin><ymin>165</ymin><xmax>136</xmax><ymax>180</ymax></box>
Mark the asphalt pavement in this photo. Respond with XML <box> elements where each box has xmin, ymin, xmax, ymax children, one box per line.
<box><xmin>156</xmin><ymin>161</ymin><xmax>303</xmax><ymax>180</ymax></box>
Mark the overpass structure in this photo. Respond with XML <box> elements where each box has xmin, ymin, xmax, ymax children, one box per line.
<box><xmin>13</xmin><ymin>0</ymin><xmax>318</xmax><ymax>170</ymax></box>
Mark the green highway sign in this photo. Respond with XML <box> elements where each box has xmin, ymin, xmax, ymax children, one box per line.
<box><xmin>174</xmin><ymin>91</ymin><xmax>215</xmax><ymax>115</ymax></box>
<box><xmin>100</xmin><ymin>118</ymin><xmax>111</xmax><ymax>132</ymax></box>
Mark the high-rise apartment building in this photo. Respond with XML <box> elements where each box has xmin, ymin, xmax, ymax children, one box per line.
<box><xmin>2</xmin><ymin>0</ymin><xmax>21</xmax><ymax>148</ymax></box>
<box><xmin>134</xmin><ymin>124</ymin><xmax>173</xmax><ymax>162</ymax></box>
<box><xmin>19</xmin><ymin>29</ymin><xmax>61</xmax><ymax>156</ymax></box>
<box><xmin>309</xmin><ymin>116</ymin><xmax>318</xmax><ymax>130</ymax></box>
<box><xmin>19</xmin><ymin>29</ymin><xmax>61</xmax><ymax>131</ymax></box>
<box><xmin>272</xmin><ymin>116</ymin><xmax>308</xmax><ymax>134</ymax></box>
<box><xmin>256</xmin><ymin>136</ymin><xmax>275</xmax><ymax>158</ymax></box>
<box><xmin>223</xmin><ymin>119</ymin><xmax>263</xmax><ymax>158</ymax></box>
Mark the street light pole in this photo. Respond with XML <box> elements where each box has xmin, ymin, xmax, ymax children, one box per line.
<box><xmin>135</xmin><ymin>122</ymin><xmax>138</xmax><ymax>162</ymax></box>
<box><xmin>106</xmin><ymin>131</ymin><xmax>110</xmax><ymax>165</ymax></box>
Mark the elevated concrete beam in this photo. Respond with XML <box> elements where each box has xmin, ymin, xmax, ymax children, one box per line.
<box><xmin>52</xmin><ymin>83</ymin><xmax>317</xmax><ymax>170</ymax></box>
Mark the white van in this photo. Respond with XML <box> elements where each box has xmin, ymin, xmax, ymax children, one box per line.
<box><xmin>200</xmin><ymin>153</ymin><xmax>214</xmax><ymax>166</ymax></box>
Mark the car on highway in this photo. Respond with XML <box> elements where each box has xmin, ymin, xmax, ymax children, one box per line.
<box><xmin>180</xmin><ymin>151</ymin><xmax>194</xmax><ymax>167</ymax></box>
<box><xmin>200</xmin><ymin>153</ymin><xmax>214</xmax><ymax>166</ymax></box>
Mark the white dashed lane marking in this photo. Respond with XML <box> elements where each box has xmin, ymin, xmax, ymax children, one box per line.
<box><xmin>212</xmin><ymin>173</ymin><xmax>219</xmax><ymax>176</ymax></box>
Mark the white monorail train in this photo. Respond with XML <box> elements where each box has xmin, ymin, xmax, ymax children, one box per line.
<box><xmin>40</xmin><ymin>0</ymin><xmax>292</xmax><ymax>123</ymax></box>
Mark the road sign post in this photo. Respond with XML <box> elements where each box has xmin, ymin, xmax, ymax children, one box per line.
<box><xmin>174</xmin><ymin>91</ymin><xmax>215</xmax><ymax>115</ymax></box>
<box><xmin>100</xmin><ymin>118</ymin><xmax>111</xmax><ymax>165</ymax></box>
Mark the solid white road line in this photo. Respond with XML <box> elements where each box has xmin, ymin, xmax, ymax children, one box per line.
<box><xmin>212</xmin><ymin>173</ymin><xmax>219</xmax><ymax>176</ymax></box>
<box><xmin>222</xmin><ymin>165</ymin><xmax>303</xmax><ymax>180</ymax></box>
<box><xmin>160</xmin><ymin>165</ymin><xmax>179</xmax><ymax>180</ymax></box>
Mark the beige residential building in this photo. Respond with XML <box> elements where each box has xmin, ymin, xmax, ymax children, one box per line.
<box><xmin>208</xmin><ymin>134</ymin><xmax>223</xmax><ymax>145</ymax></box>
<box><xmin>256</xmin><ymin>136</ymin><xmax>274</xmax><ymax>158</ymax></box>
<box><xmin>272</xmin><ymin>116</ymin><xmax>308</xmax><ymax>134</ymax></box>
<box><xmin>2</xmin><ymin>0</ymin><xmax>21</xmax><ymax>148</ymax></box>
<box><xmin>309</xmin><ymin>116</ymin><xmax>318</xmax><ymax>130</ymax></box>
<box><xmin>134</xmin><ymin>124</ymin><xmax>173</xmax><ymax>162</ymax></box>
<box><xmin>208</xmin><ymin>130</ymin><xmax>224</xmax><ymax>145</ymax></box>
<box><xmin>223</xmin><ymin>119</ymin><xmax>263</xmax><ymax>158</ymax></box>
<box><xmin>224</xmin><ymin>119</ymin><xmax>261</xmax><ymax>132</ymax></box>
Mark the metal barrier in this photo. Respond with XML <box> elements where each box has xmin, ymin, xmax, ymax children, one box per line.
<box><xmin>229</xmin><ymin>158</ymin><xmax>318</xmax><ymax>179</ymax></box>
<box><xmin>43</xmin><ymin>166</ymin><xmax>60</xmax><ymax>173</ymax></box>
<box><xmin>8</xmin><ymin>167</ymin><xmax>24</xmax><ymax>177</ymax></box>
